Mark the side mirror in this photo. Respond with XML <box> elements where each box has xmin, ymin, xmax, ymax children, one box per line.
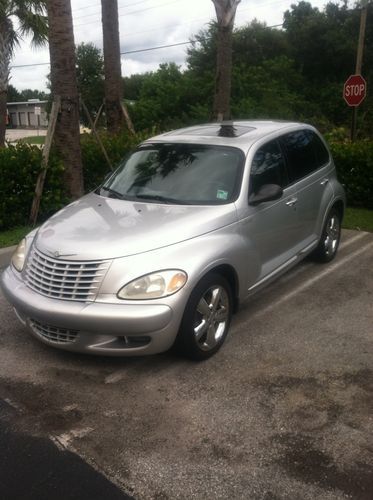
<box><xmin>249</xmin><ymin>184</ymin><xmax>283</xmax><ymax>206</ymax></box>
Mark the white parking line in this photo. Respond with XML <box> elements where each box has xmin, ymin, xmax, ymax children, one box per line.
<box><xmin>254</xmin><ymin>239</ymin><xmax>373</xmax><ymax>317</ymax></box>
<box><xmin>52</xmin><ymin>427</ymin><xmax>94</xmax><ymax>449</ymax></box>
<box><xmin>339</xmin><ymin>231</ymin><xmax>369</xmax><ymax>250</ymax></box>
<box><xmin>249</xmin><ymin>231</ymin><xmax>370</xmax><ymax>291</ymax></box>
<box><xmin>104</xmin><ymin>371</ymin><xmax>126</xmax><ymax>384</ymax></box>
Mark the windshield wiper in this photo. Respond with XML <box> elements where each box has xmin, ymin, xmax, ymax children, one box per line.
<box><xmin>99</xmin><ymin>186</ymin><xmax>124</xmax><ymax>199</ymax></box>
<box><xmin>134</xmin><ymin>194</ymin><xmax>179</xmax><ymax>204</ymax></box>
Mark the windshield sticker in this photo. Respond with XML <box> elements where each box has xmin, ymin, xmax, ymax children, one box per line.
<box><xmin>216</xmin><ymin>190</ymin><xmax>228</xmax><ymax>200</ymax></box>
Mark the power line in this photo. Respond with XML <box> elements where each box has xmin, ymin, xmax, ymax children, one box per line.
<box><xmin>73</xmin><ymin>0</ymin><xmax>289</xmax><ymax>29</ymax></box>
<box><xmin>73</xmin><ymin>0</ymin><xmax>162</xmax><ymax>22</ymax></box>
<box><xmin>74</xmin><ymin>0</ymin><xmax>182</xmax><ymax>28</ymax></box>
<box><xmin>121</xmin><ymin>40</ymin><xmax>191</xmax><ymax>55</ymax></box>
<box><xmin>10</xmin><ymin>22</ymin><xmax>283</xmax><ymax>70</ymax></box>
<box><xmin>11</xmin><ymin>62</ymin><xmax>51</xmax><ymax>69</ymax></box>
<box><xmin>10</xmin><ymin>40</ymin><xmax>192</xmax><ymax>68</ymax></box>
<box><xmin>71</xmin><ymin>0</ymin><xmax>162</xmax><ymax>14</ymax></box>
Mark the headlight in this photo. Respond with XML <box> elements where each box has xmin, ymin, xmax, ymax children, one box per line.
<box><xmin>11</xmin><ymin>238</ymin><xmax>27</xmax><ymax>272</ymax></box>
<box><xmin>118</xmin><ymin>270</ymin><xmax>187</xmax><ymax>300</ymax></box>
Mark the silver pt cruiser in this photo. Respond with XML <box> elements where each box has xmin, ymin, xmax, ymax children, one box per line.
<box><xmin>1</xmin><ymin>121</ymin><xmax>346</xmax><ymax>360</ymax></box>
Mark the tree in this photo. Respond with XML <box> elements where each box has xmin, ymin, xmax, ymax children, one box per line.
<box><xmin>101</xmin><ymin>0</ymin><xmax>124</xmax><ymax>133</ymax></box>
<box><xmin>131</xmin><ymin>63</ymin><xmax>194</xmax><ymax>130</ymax></box>
<box><xmin>0</xmin><ymin>0</ymin><xmax>48</xmax><ymax>147</ymax></box>
<box><xmin>18</xmin><ymin>88</ymin><xmax>49</xmax><ymax>101</ymax></box>
<box><xmin>76</xmin><ymin>42</ymin><xmax>104</xmax><ymax>124</ymax></box>
<box><xmin>7</xmin><ymin>84</ymin><xmax>20</xmax><ymax>101</ymax></box>
<box><xmin>123</xmin><ymin>73</ymin><xmax>148</xmax><ymax>101</ymax></box>
<box><xmin>283</xmin><ymin>1</ymin><xmax>373</xmax><ymax>133</ymax></box>
<box><xmin>211</xmin><ymin>0</ymin><xmax>241</xmax><ymax>121</ymax></box>
<box><xmin>46</xmin><ymin>0</ymin><xmax>83</xmax><ymax>199</ymax></box>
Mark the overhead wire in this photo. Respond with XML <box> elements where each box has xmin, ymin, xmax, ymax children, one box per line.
<box><xmin>10</xmin><ymin>22</ymin><xmax>283</xmax><ymax>69</ymax></box>
<box><xmin>74</xmin><ymin>0</ymin><xmax>182</xmax><ymax>27</ymax></box>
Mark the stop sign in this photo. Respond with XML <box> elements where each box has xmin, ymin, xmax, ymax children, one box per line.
<box><xmin>343</xmin><ymin>74</ymin><xmax>367</xmax><ymax>107</ymax></box>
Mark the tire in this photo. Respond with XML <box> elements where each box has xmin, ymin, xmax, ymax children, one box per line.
<box><xmin>312</xmin><ymin>207</ymin><xmax>341</xmax><ymax>263</ymax></box>
<box><xmin>176</xmin><ymin>273</ymin><xmax>233</xmax><ymax>361</ymax></box>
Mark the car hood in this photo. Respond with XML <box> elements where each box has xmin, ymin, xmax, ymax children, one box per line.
<box><xmin>34</xmin><ymin>193</ymin><xmax>238</xmax><ymax>260</ymax></box>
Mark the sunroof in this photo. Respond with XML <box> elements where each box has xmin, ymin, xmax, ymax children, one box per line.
<box><xmin>177</xmin><ymin>124</ymin><xmax>255</xmax><ymax>138</ymax></box>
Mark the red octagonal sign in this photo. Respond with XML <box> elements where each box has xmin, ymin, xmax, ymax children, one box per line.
<box><xmin>343</xmin><ymin>74</ymin><xmax>367</xmax><ymax>107</ymax></box>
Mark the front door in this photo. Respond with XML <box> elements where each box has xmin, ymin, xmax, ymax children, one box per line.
<box><xmin>239</xmin><ymin>139</ymin><xmax>300</xmax><ymax>286</ymax></box>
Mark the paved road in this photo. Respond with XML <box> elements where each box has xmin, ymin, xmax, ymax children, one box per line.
<box><xmin>0</xmin><ymin>230</ymin><xmax>372</xmax><ymax>499</ymax></box>
<box><xmin>0</xmin><ymin>399</ymin><xmax>131</xmax><ymax>500</ymax></box>
<box><xmin>5</xmin><ymin>128</ymin><xmax>47</xmax><ymax>142</ymax></box>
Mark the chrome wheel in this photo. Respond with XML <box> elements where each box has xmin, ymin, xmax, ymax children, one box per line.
<box><xmin>324</xmin><ymin>214</ymin><xmax>340</xmax><ymax>258</ymax></box>
<box><xmin>193</xmin><ymin>285</ymin><xmax>230</xmax><ymax>351</ymax></box>
<box><xmin>312</xmin><ymin>207</ymin><xmax>342</xmax><ymax>263</ymax></box>
<box><xmin>176</xmin><ymin>273</ymin><xmax>233</xmax><ymax>360</ymax></box>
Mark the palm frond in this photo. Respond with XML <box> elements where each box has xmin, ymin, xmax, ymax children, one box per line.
<box><xmin>17</xmin><ymin>11</ymin><xmax>48</xmax><ymax>46</ymax></box>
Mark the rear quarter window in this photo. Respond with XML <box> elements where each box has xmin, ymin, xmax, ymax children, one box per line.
<box><xmin>281</xmin><ymin>129</ymin><xmax>330</xmax><ymax>183</ymax></box>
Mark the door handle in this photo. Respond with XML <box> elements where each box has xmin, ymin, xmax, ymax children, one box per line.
<box><xmin>320</xmin><ymin>178</ymin><xmax>329</xmax><ymax>186</ymax></box>
<box><xmin>286</xmin><ymin>197</ymin><xmax>298</xmax><ymax>207</ymax></box>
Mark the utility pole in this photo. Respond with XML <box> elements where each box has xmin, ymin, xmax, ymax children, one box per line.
<box><xmin>351</xmin><ymin>0</ymin><xmax>368</xmax><ymax>141</ymax></box>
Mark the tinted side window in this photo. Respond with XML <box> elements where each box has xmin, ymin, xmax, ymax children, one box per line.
<box><xmin>249</xmin><ymin>140</ymin><xmax>287</xmax><ymax>195</ymax></box>
<box><xmin>281</xmin><ymin>130</ymin><xmax>319</xmax><ymax>183</ymax></box>
<box><xmin>309</xmin><ymin>131</ymin><xmax>330</xmax><ymax>167</ymax></box>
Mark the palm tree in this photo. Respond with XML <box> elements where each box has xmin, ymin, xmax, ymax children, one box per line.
<box><xmin>46</xmin><ymin>0</ymin><xmax>84</xmax><ymax>199</ymax></box>
<box><xmin>101</xmin><ymin>0</ymin><xmax>125</xmax><ymax>133</ymax></box>
<box><xmin>0</xmin><ymin>0</ymin><xmax>48</xmax><ymax>147</ymax></box>
<box><xmin>212</xmin><ymin>0</ymin><xmax>241</xmax><ymax>121</ymax></box>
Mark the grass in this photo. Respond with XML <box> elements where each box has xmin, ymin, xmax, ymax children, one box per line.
<box><xmin>0</xmin><ymin>226</ymin><xmax>33</xmax><ymax>249</ymax></box>
<box><xmin>18</xmin><ymin>136</ymin><xmax>45</xmax><ymax>145</ymax></box>
<box><xmin>343</xmin><ymin>207</ymin><xmax>373</xmax><ymax>233</ymax></box>
<box><xmin>0</xmin><ymin>208</ymin><xmax>372</xmax><ymax>249</ymax></box>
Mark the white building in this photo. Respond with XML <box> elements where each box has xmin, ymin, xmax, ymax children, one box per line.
<box><xmin>6</xmin><ymin>99</ymin><xmax>48</xmax><ymax>129</ymax></box>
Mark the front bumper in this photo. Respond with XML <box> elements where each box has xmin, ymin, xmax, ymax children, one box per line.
<box><xmin>0</xmin><ymin>267</ymin><xmax>180</xmax><ymax>356</ymax></box>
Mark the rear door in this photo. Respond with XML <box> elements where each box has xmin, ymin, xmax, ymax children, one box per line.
<box><xmin>280</xmin><ymin>129</ymin><xmax>334</xmax><ymax>248</ymax></box>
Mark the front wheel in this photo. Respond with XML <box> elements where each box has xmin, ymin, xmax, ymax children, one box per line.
<box><xmin>312</xmin><ymin>207</ymin><xmax>341</xmax><ymax>263</ymax></box>
<box><xmin>176</xmin><ymin>273</ymin><xmax>233</xmax><ymax>360</ymax></box>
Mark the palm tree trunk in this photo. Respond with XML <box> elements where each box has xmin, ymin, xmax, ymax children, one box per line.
<box><xmin>213</xmin><ymin>24</ymin><xmax>233</xmax><ymax>121</ymax></box>
<box><xmin>212</xmin><ymin>0</ymin><xmax>240</xmax><ymax>122</ymax></box>
<box><xmin>0</xmin><ymin>28</ymin><xmax>12</xmax><ymax>148</ymax></box>
<box><xmin>46</xmin><ymin>0</ymin><xmax>84</xmax><ymax>199</ymax></box>
<box><xmin>0</xmin><ymin>90</ymin><xmax>7</xmax><ymax>148</ymax></box>
<box><xmin>101</xmin><ymin>0</ymin><xmax>125</xmax><ymax>133</ymax></box>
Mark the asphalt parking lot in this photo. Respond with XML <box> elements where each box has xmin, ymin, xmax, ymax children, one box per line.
<box><xmin>0</xmin><ymin>229</ymin><xmax>372</xmax><ymax>500</ymax></box>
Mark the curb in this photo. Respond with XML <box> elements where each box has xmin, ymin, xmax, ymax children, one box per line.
<box><xmin>0</xmin><ymin>246</ymin><xmax>16</xmax><ymax>269</ymax></box>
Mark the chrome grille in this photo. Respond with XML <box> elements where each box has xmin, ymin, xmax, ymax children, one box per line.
<box><xmin>25</xmin><ymin>247</ymin><xmax>110</xmax><ymax>302</ymax></box>
<box><xmin>30</xmin><ymin>319</ymin><xmax>78</xmax><ymax>344</ymax></box>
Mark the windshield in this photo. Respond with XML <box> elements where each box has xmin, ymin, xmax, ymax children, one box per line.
<box><xmin>97</xmin><ymin>143</ymin><xmax>244</xmax><ymax>205</ymax></box>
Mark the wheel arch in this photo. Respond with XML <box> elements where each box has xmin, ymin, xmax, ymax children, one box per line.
<box><xmin>332</xmin><ymin>199</ymin><xmax>345</xmax><ymax>221</ymax></box>
<box><xmin>205</xmin><ymin>264</ymin><xmax>240</xmax><ymax>313</ymax></box>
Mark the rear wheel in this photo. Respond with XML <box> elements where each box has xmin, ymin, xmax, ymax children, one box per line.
<box><xmin>176</xmin><ymin>273</ymin><xmax>233</xmax><ymax>360</ymax></box>
<box><xmin>312</xmin><ymin>207</ymin><xmax>341</xmax><ymax>263</ymax></box>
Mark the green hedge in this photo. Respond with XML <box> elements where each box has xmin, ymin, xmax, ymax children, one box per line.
<box><xmin>0</xmin><ymin>143</ymin><xmax>66</xmax><ymax>230</ymax></box>
<box><xmin>329</xmin><ymin>141</ymin><xmax>373</xmax><ymax>210</ymax></box>
<box><xmin>0</xmin><ymin>131</ymin><xmax>147</xmax><ymax>231</ymax></box>
<box><xmin>80</xmin><ymin>130</ymin><xmax>148</xmax><ymax>191</ymax></box>
<box><xmin>0</xmin><ymin>134</ymin><xmax>372</xmax><ymax>231</ymax></box>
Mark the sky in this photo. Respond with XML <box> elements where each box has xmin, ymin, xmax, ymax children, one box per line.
<box><xmin>10</xmin><ymin>0</ymin><xmax>329</xmax><ymax>92</ymax></box>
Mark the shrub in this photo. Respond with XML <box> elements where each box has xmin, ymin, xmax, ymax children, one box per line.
<box><xmin>0</xmin><ymin>143</ymin><xmax>66</xmax><ymax>230</ymax></box>
<box><xmin>329</xmin><ymin>141</ymin><xmax>373</xmax><ymax>210</ymax></box>
<box><xmin>80</xmin><ymin>130</ymin><xmax>149</xmax><ymax>191</ymax></box>
<box><xmin>0</xmin><ymin>131</ymin><xmax>150</xmax><ymax>231</ymax></box>
<box><xmin>1</xmin><ymin>134</ymin><xmax>371</xmax><ymax>232</ymax></box>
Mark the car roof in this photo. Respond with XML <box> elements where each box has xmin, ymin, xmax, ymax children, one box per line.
<box><xmin>143</xmin><ymin>120</ymin><xmax>311</xmax><ymax>154</ymax></box>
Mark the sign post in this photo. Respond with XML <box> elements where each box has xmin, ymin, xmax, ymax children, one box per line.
<box><xmin>34</xmin><ymin>106</ymin><xmax>41</xmax><ymax>136</ymax></box>
<box><xmin>346</xmin><ymin>0</ymin><xmax>368</xmax><ymax>142</ymax></box>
